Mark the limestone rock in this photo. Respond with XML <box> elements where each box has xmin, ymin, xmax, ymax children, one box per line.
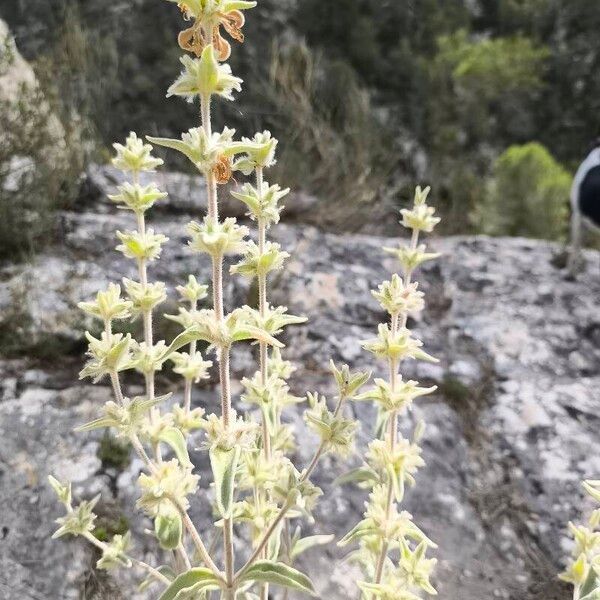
<box><xmin>79</xmin><ymin>163</ymin><xmax>318</xmax><ymax>220</ymax></box>
<box><xmin>0</xmin><ymin>20</ymin><xmax>37</xmax><ymax>100</ymax></box>
<box><xmin>0</xmin><ymin>195</ymin><xmax>598</xmax><ymax>599</ymax></box>
<box><xmin>0</xmin><ymin>19</ymin><xmax>66</xmax><ymax>164</ymax></box>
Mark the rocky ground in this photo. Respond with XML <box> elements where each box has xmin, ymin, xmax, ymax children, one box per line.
<box><xmin>0</xmin><ymin>166</ymin><xmax>599</xmax><ymax>599</ymax></box>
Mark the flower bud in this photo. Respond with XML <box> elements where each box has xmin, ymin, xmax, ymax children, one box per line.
<box><xmin>232</xmin><ymin>130</ymin><xmax>278</xmax><ymax>173</ymax></box>
<box><xmin>170</xmin><ymin>351</ymin><xmax>212</xmax><ymax>381</ymax></box>
<box><xmin>230</xmin><ymin>181</ymin><xmax>289</xmax><ymax>225</ymax></box>
<box><xmin>97</xmin><ymin>533</ymin><xmax>132</xmax><ymax>570</ymax></box>
<box><xmin>176</xmin><ymin>275</ymin><xmax>209</xmax><ymax>304</ymax></box>
<box><xmin>123</xmin><ymin>279</ymin><xmax>167</xmax><ymax>315</ymax></box>
<box><xmin>167</xmin><ymin>46</ymin><xmax>242</xmax><ymax>102</ymax></box>
<box><xmin>116</xmin><ymin>229</ymin><xmax>169</xmax><ymax>261</ymax></box>
<box><xmin>361</xmin><ymin>324</ymin><xmax>438</xmax><ymax>363</ymax></box>
<box><xmin>383</xmin><ymin>243</ymin><xmax>441</xmax><ymax>274</ymax></box>
<box><xmin>108</xmin><ymin>182</ymin><xmax>167</xmax><ymax>214</ymax></box>
<box><xmin>230</xmin><ymin>241</ymin><xmax>289</xmax><ymax>278</ymax></box>
<box><xmin>372</xmin><ymin>274</ymin><xmax>425</xmax><ymax>316</ymax></box>
<box><xmin>187</xmin><ymin>217</ymin><xmax>248</xmax><ymax>257</ymax></box>
<box><xmin>112</xmin><ymin>132</ymin><xmax>163</xmax><ymax>173</ymax></box>
<box><xmin>78</xmin><ymin>283</ymin><xmax>132</xmax><ymax>323</ymax></box>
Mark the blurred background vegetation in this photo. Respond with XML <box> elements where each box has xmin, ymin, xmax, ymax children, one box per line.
<box><xmin>1</xmin><ymin>0</ymin><xmax>599</xmax><ymax>257</ymax></box>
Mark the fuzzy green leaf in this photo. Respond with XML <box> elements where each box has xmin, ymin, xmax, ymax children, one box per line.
<box><xmin>240</xmin><ymin>561</ymin><xmax>316</xmax><ymax>596</ymax></box>
<box><xmin>334</xmin><ymin>467</ymin><xmax>380</xmax><ymax>487</ymax></box>
<box><xmin>158</xmin><ymin>427</ymin><xmax>192</xmax><ymax>467</ymax></box>
<box><xmin>337</xmin><ymin>521</ymin><xmax>379</xmax><ymax>546</ymax></box>
<box><xmin>223</xmin><ymin>1</ymin><xmax>257</xmax><ymax>10</ymax></box>
<box><xmin>74</xmin><ymin>416</ymin><xmax>118</xmax><ymax>432</ymax></box>
<box><xmin>209</xmin><ymin>445</ymin><xmax>241</xmax><ymax>518</ymax></box>
<box><xmin>165</xmin><ymin>327</ymin><xmax>204</xmax><ymax>356</ymax></box>
<box><xmin>105</xmin><ymin>334</ymin><xmax>132</xmax><ymax>369</ymax></box>
<box><xmin>231</xmin><ymin>325</ymin><xmax>284</xmax><ymax>348</ymax></box>
<box><xmin>267</xmin><ymin>523</ymin><xmax>283</xmax><ymax>561</ymax></box>
<box><xmin>48</xmin><ymin>475</ymin><xmax>72</xmax><ymax>506</ymax></box>
<box><xmin>158</xmin><ymin>568</ymin><xmax>221</xmax><ymax>600</ymax></box>
<box><xmin>290</xmin><ymin>534</ymin><xmax>334</xmax><ymax>560</ymax></box>
<box><xmin>581</xmin><ymin>572</ymin><xmax>600</xmax><ymax>598</ymax></box>
<box><xmin>155</xmin><ymin>512</ymin><xmax>183</xmax><ymax>550</ymax></box>
<box><xmin>146</xmin><ymin>136</ymin><xmax>197</xmax><ymax>162</ymax></box>
<box><xmin>260</xmin><ymin>402</ymin><xmax>277</xmax><ymax>436</ymax></box>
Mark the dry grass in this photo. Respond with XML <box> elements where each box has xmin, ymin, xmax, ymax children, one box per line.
<box><xmin>264</xmin><ymin>41</ymin><xmax>394</xmax><ymax>230</ymax></box>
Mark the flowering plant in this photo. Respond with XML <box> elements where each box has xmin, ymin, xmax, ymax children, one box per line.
<box><xmin>49</xmin><ymin>4</ymin><xmax>441</xmax><ymax>599</ymax></box>
<box><xmin>337</xmin><ymin>186</ymin><xmax>440</xmax><ymax>599</ymax></box>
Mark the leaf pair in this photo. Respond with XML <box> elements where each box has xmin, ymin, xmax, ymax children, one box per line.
<box><xmin>239</xmin><ymin>561</ymin><xmax>315</xmax><ymax>595</ymax></box>
<box><xmin>167</xmin><ymin>311</ymin><xmax>284</xmax><ymax>354</ymax></box>
<box><xmin>159</xmin><ymin>568</ymin><xmax>221</xmax><ymax>600</ymax></box>
<box><xmin>159</xmin><ymin>561</ymin><xmax>315</xmax><ymax>600</ymax></box>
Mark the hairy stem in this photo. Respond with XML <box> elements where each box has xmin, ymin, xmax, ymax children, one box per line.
<box><xmin>201</xmin><ymin>94</ymin><xmax>218</xmax><ymax>221</ymax></box>
<box><xmin>135</xmin><ymin>202</ymin><xmax>161</xmax><ymax>461</ymax></box>
<box><xmin>200</xmin><ymin>88</ymin><xmax>235</xmax><ymax>591</ymax></box>
<box><xmin>373</xmin><ymin>228</ymin><xmax>420</xmax><ymax>588</ymax></box>
<box><xmin>219</xmin><ymin>338</ymin><xmax>235</xmax><ymax>584</ymax></box>
<box><xmin>254</xmin><ymin>166</ymin><xmax>273</xmax><ymax>600</ymax></box>
<box><xmin>223</xmin><ymin>519</ymin><xmax>235</xmax><ymax>591</ymax></box>
<box><xmin>256</xmin><ymin>167</ymin><xmax>271</xmax><ymax>459</ymax></box>
<box><xmin>130</xmin><ymin>434</ymin><xmax>158</xmax><ymax>476</ymax></box>
<box><xmin>110</xmin><ymin>371</ymin><xmax>125</xmax><ymax>405</ymax></box>
<box><xmin>219</xmin><ymin>347</ymin><xmax>232</xmax><ymax>429</ymax></box>
<box><xmin>177</xmin><ymin>543</ymin><xmax>193</xmax><ymax>571</ymax></box>
<box><xmin>304</xmin><ymin>392</ymin><xmax>347</xmax><ymax>477</ymax></box>
<box><xmin>282</xmin><ymin>519</ymin><xmax>292</xmax><ymax>599</ymax></box>
<box><xmin>234</xmin><ymin>498</ymin><xmax>293</xmax><ymax>584</ymax></box>
<box><xmin>183</xmin><ymin>378</ymin><xmax>193</xmax><ymax>415</ymax></box>
<box><xmin>302</xmin><ymin>444</ymin><xmax>326</xmax><ymax>483</ymax></box>
<box><xmin>184</xmin><ymin>299</ymin><xmax>198</xmax><ymax>414</ymax></box>
<box><xmin>212</xmin><ymin>255</ymin><xmax>225</xmax><ymax>322</ymax></box>
<box><xmin>179</xmin><ymin>509</ymin><xmax>223</xmax><ymax>578</ymax></box>
<box><xmin>131</xmin><ymin>558</ymin><xmax>172</xmax><ymax>586</ymax></box>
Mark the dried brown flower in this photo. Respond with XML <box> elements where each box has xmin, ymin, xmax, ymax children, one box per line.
<box><xmin>176</xmin><ymin>4</ymin><xmax>246</xmax><ymax>60</ymax></box>
<box><xmin>213</xmin><ymin>154</ymin><xmax>233</xmax><ymax>184</ymax></box>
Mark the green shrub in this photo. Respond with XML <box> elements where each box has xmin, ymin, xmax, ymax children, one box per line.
<box><xmin>425</xmin><ymin>32</ymin><xmax>550</xmax><ymax>234</ymax></box>
<box><xmin>473</xmin><ymin>142</ymin><xmax>571</xmax><ymax>240</ymax></box>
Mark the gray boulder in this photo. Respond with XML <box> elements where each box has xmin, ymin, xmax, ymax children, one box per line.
<box><xmin>79</xmin><ymin>163</ymin><xmax>318</xmax><ymax>220</ymax></box>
